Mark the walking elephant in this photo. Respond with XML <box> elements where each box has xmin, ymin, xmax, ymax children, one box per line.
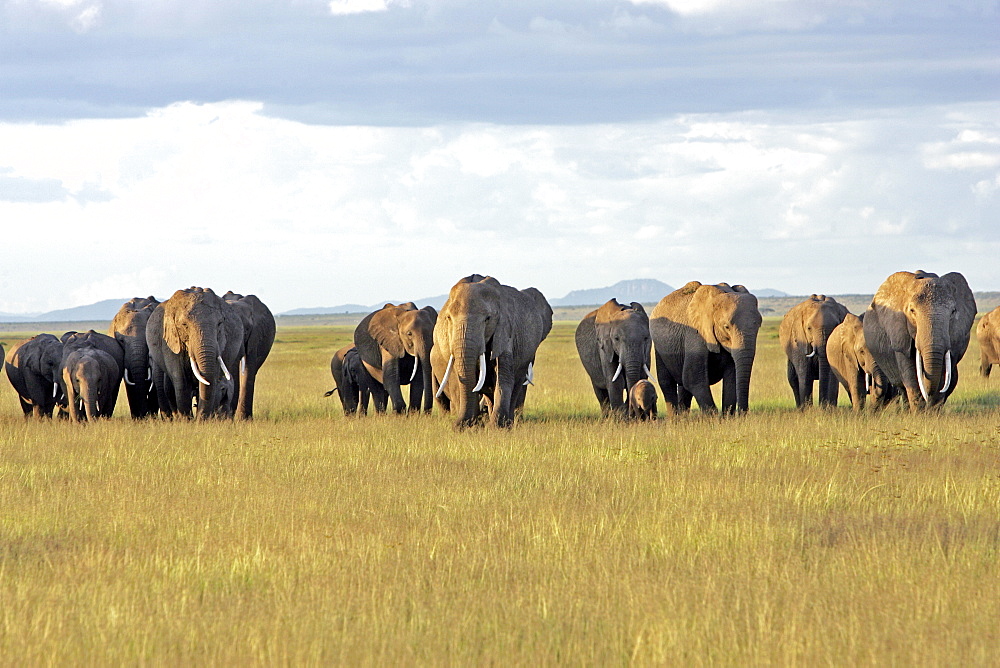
<box><xmin>627</xmin><ymin>379</ymin><xmax>658</xmax><ymax>421</ymax></box>
<box><xmin>5</xmin><ymin>334</ymin><xmax>65</xmax><ymax>417</ymax></box>
<box><xmin>61</xmin><ymin>330</ymin><xmax>125</xmax><ymax>417</ymax></box>
<box><xmin>575</xmin><ymin>299</ymin><xmax>651</xmax><ymax>417</ymax></box>
<box><xmin>863</xmin><ymin>270</ymin><xmax>976</xmax><ymax>410</ymax></box>
<box><xmin>324</xmin><ymin>344</ymin><xmax>389</xmax><ymax>415</ymax></box>
<box><xmin>355</xmin><ymin>302</ymin><xmax>437</xmax><ymax>414</ymax></box>
<box><xmin>976</xmin><ymin>306</ymin><xmax>1000</xmax><ymax>378</ymax></box>
<box><xmin>223</xmin><ymin>291</ymin><xmax>276</xmax><ymax>420</ymax></box>
<box><xmin>146</xmin><ymin>287</ymin><xmax>244</xmax><ymax>419</ymax></box>
<box><xmin>61</xmin><ymin>346</ymin><xmax>120</xmax><ymax>422</ymax></box>
<box><xmin>779</xmin><ymin>295</ymin><xmax>849</xmax><ymax>408</ymax></box>
<box><xmin>649</xmin><ymin>281</ymin><xmax>762</xmax><ymax>415</ymax></box>
<box><xmin>110</xmin><ymin>296</ymin><xmax>160</xmax><ymax>418</ymax></box>
<box><xmin>432</xmin><ymin>275</ymin><xmax>553</xmax><ymax>428</ymax></box>
<box><xmin>827</xmin><ymin>313</ymin><xmax>895</xmax><ymax>411</ymax></box>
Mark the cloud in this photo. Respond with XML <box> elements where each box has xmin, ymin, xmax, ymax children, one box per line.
<box><xmin>328</xmin><ymin>0</ymin><xmax>409</xmax><ymax>16</ymax></box>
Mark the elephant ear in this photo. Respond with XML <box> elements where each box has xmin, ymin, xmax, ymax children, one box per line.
<box><xmin>162</xmin><ymin>307</ymin><xmax>185</xmax><ymax>355</ymax></box>
<box><xmin>941</xmin><ymin>272</ymin><xmax>977</xmax><ymax>351</ymax></box>
<box><xmin>690</xmin><ymin>286</ymin><xmax>722</xmax><ymax>354</ymax></box>
<box><xmin>420</xmin><ymin>305</ymin><xmax>438</xmax><ymax>320</ymax></box>
<box><xmin>356</xmin><ymin>307</ymin><xmax>405</xmax><ymax>366</ymax></box>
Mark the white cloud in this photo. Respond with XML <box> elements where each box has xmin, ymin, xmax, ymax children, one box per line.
<box><xmin>328</xmin><ymin>0</ymin><xmax>408</xmax><ymax>16</ymax></box>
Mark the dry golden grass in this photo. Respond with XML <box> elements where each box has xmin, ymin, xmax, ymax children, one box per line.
<box><xmin>1</xmin><ymin>320</ymin><xmax>999</xmax><ymax>664</ymax></box>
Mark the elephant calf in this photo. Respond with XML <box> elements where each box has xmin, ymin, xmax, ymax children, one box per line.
<box><xmin>62</xmin><ymin>347</ymin><xmax>120</xmax><ymax>422</ymax></box>
<box><xmin>977</xmin><ymin>306</ymin><xmax>1000</xmax><ymax>378</ymax></box>
<box><xmin>325</xmin><ymin>345</ymin><xmax>388</xmax><ymax>416</ymax></box>
<box><xmin>627</xmin><ymin>379</ymin><xmax>658</xmax><ymax>421</ymax></box>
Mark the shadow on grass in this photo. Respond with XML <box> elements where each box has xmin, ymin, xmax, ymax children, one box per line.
<box><xmin>947</xmin><ymin>391</ymin><xmax>1000</xmax><ymax>413</ymax></box>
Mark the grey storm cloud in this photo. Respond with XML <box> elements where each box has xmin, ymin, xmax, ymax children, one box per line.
<box><xmin>0</xmin><ymin>0</ymin><xmax>997</xmax><ymax>124</ymax></box>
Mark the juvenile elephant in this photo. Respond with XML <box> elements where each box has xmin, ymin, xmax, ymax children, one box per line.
<box><xmin>324</xmin><ymin>344</ymin><xmax>389</xmax><ymax>415</ymax></box>
<box><xmin>5</xmin><ymin>334</ymin><xmax>65</xmax><ymax>417</ymax></box>
<box><xmin>223</xmin><ymin>291</ymin><xmax>276</xmax><ymax>419</ymax></box>
<box><xmin>355</xmin><ymin>302</ymin><xmax>437</xmax><ymax>414</ymax></box>
<box><xmin>432</xmin><ymin>275</ymin><xmax>553</xmax><ymax>428</ymax></box>
<box><xmin>650</xmin><ymin>281</ymin><xmax>762</xmax><ymax>415</ymax></box>
<box><xmin>864</xmin><ymin>270</ymin><xmax>976</xmax><ymax>410</ymax></box>
<box><xmin>61</xmin><ymin>330</ymin><xmax>125</xmax><ymax>417</ymax></box>
<box><xmin>779</xmin><ymin>295</ymin><xmax>849</xmax><ymax>408</ymax></box>
<box><xmin>62</xmin><ymin>346</ymin><xmax>120</xmax><ymax>422</ymax></box>
<box><xmin>827</xmin><ymin>313</ymin><xmax>895</xmax><ymax>411</ymax></box>
<box><xmin>976</xmin><ymin>306</ymin><xmax>1000</xmax><ymax>378</ymax></box>
<box><xmin>109</xmin><ymin>296</ymin><xmax>160</xmax><ymax>418</ymax></box>
<box><xmin>146</xmin><ymin>287</ymin><xmax>244</xmax><ymax>419</ymax></box>
<box><xmin>575</xmin><ymin>299</ymin><xmax>651</xmax><ymax>417</ymax></box>
<box><xmin>627</xmin><ymin>379</ymin><xmax>658</xmax><ymax>421</ymax></box>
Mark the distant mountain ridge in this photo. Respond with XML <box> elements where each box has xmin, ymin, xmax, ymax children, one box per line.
<box><xmin>551</xmin><ymin>279</ymin><xmax>675</xmax><ymax>307</ymax></box>
<box><xmin>0</xmin><ymin>298</ymin><xmax>128</xmax><ymax>323</ymax></box>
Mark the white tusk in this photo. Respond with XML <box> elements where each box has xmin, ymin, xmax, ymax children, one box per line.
<box><xmin>240</xmin><ymin>357</ymin><xmax>246</xmax><ymax>376</ymax></box>
<box><xmin>942</xmin><ymin>350</ymin><xmax>953</xmax><ymax>394</ymax></box>
<box><xmin>124</xmin><ymin>369</ymin><xmax>135</xmax><ymax>386</ymax></box>
<box><xmin>436</xmin><ymin>355</ymin><xmax>454</xmax><ymax>398</ymax></box>
<box><xmin>611</xmin><ymin>360</ymin><xmax>623</xmax><ymax>382</ymax></box>
<box><xmin>146</xmin><ymin>367</ymin><xmax>152</xmax><ymax>381</ymax></box>
<box><xmin>524</xmin><ymin>362</ymin><xmax>534</xmax><ymax>386</ymax></box>
<box><xmin>96</xmin><ymin>400</ymin><xmax>100</xmax><ymax>413</ymax></box>
<box><xmin>409</xmin><ymin>357</ymin><xmax>419</xmax><ymax>382</ymax></box>
<box><xmin>915</xmin><ymin>348</ymin><xmax>928</xmax><ymax>402</ymax></box>
<box><xmin>473</xmin><ymin>353</ymin><xmax>487</xmax><ymax>393</ymax></box>
<box><xmin>219</xmin><ymin>356</ymin><xmax>231</xmax><ymax>381</ymax></box>
<box><xmin>806</xmin><ymin>348</ymin><xmax>816</xmax><ymax>358</ymax></box>
<box><xmin>190</xmin><ymin>357</ymin><xmax>211</xmax><ymax>386</ymax></box>
<box><xmin>643</xmin><ymin>364</ymin><xmax>651</xmax><ymax>379</ymax></box>
<box><xmin>53</xmin><ymin>382</ymin><xmax>59</xmax><ymax>398</ymax></box>
<box><xmin>865</xmin><ymin>373</ymin><xmax>872</xmax><ymax>393</ymax></box>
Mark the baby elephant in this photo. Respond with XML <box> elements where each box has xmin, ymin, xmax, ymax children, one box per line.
<box><xmin>627</xmin><ymin>379</ymin><xmax>658</xmax><ymax>421</ymax></box>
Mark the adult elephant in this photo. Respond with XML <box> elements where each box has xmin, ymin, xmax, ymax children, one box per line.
<box><xmin>863</xmin><ymin>270</ymin><xmax>976</xmax><ymax>410</ymax></box>
<box><xmin>109</xmin><ymin>296</ymin><xmax>160</xmax><ymax>418</ymax></box>
<box><xmin>779</xmin><ymin>295</ymin><xmax>849</xmax><ymax>408</ymax></box>
<box><xmin>324</xmin><ymin>344</ymin><xmax>388</xmax><ymax>415</ymax></box>
<box><xmin>432</xmin><ymin>275</ymin><xmax>553</xmax><ymax>428</ymax></box>
<box><xmin>354</xmin><ymin>302</ymin><xmax>437</xmax><ymax>414</ymax></box>
<box><xmin>827</xmin><ymin>313</ymin><xmax>895</xmax><ymax>411</ymax></box>
<box><xmin>976</xmin><ymin>306</ymin><xmax>1000</xmax><ymax>378</ymax></box>
<box><xmin>223</xmin><ymin>291</ymin><xmax>276</xmax><ymax>420</ymax></box>
<box><xmin>5</xmin><ymin>334</ymin><xmax>65</xmax><ymax>417</ymax></box>
<box><xmin>61</xmin><ymin>346</ymin><xmax>120</xmax><ymax>422</ymax></box>
<box><xmin>146</xmin><ymin>287</ymin><xmax>244</xmax><ymax>419</ymax></box>
<box><xmin>650</xmin><ymin>281</ymin><xmax>762</xmax><ymax>415</ymax></box>
<box><xmin>61</xmin><ymin>330</ymin><xmax>125</xmax><ymax>417</ymax></box>
<box><xmin>575</xmin><ymin>299</ymin><xmax>651</xmax><ymax>417</ymax></box>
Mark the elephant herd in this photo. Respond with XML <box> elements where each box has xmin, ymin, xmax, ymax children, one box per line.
<box><xmin>3</xmin><ymin>287</ymin><xmax>275</xmax><ymax>422</ymax></box>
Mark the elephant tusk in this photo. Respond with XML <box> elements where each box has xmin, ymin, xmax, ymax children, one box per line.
<box><xmin>915</xmin><ymin>348</ymin><xmax>929</xmax><ymax>402</ymax></box>
<box><xmin>96</xmin><ymin>400</ymin><xmax>100</xmax><ymax>413</ymax></box>
<box><xmin>436</xmin><ymin>355</ymin><xmax>454</xmax><ymax>398</ymax></box>
<box><xmin>942</xmin><ymin>350</ymin><xmax>953</xmax><ymax>394</ymax></box>
<box><xmin>806</xmin><ymin>349</ymin><xmax>816</xmax><ymax>358</ymax></box>
<box><xmin>473</xmin><ymin>353</ymin><xmax>487</xmax><ymax>393</ymax></box>
<box><xmin>524</xmin><ymin>362</ymin><xmax>534</xmax><ymax>386</ymax></box>
<box><xmin>219</xmin><ymin>356</ymin><xmax>232</xmax><ymax>381</ymax></box>
<box><xmin>124</xmin><ymin>369</ymin><xmax>135</xmax><ymax>386</ymax></box>
<box><xmin>146</xmin><ymin>367</ymin><xmax>152</xmax><ymax>381</ymax></box>
<box><xmin>865</xmin><ymin>373</ymin><xmax>872</xmax><ymax>393</ymax></box>
<box><xmin>643</xmin><ymin>364</ymin><xmax>652</xmax><ymax>379</ymax></box>
<box><xmin>409</xmin><ymin>357</ymin><xmax>419</xmax><ymax>382</ymax></box>
<box><xmin>240</xmin><ymin>357</ymin><xmax>246</xmax><ymax>377</ymax></box>
<box><xmin>53</xmin><ymin>382</ymin><xmax>59</xmax><ymax>399</ymax></box>
<box><xmin>611</xmin><ymin>360</ymin><xmax>623</xmax><ymax>383</ymax></box>
<box><xmin>190</xmin><ymin>357</ymin><xmax>211</xmax><ymax>386</ymax></box>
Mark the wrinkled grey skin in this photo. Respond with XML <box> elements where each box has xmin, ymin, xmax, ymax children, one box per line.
<box><xmin>432</xmin><ymin>275</ymin><xmax>553</xmax><ymax>429</ymax></box>
<box><xmin>62</xmin><ymin>346</ymin><xmax>120</xmax><ymax>422</ymax></box>
<box><xmin>355</xmin><ymin>303</ymin><xmax>438</xmax><ymax>414</ymax></box>
<box><xmin>827</xmin><ymin>313</ymin><xmax>895</xmax><ymax>411</ymax></box>
<box><xmin>109</xmin><ymin>296</ymin><xmax>160</xmax><ymax>418</ymax></box>
<box><xmin>650</xmin><ymin>281</ymin><xmax>762</xmax><ymax>415</ymax></box>
<box><xmin>779</xmin><ymin>295</ymin><xmax>850</xmax><ymax>409</ymax></box>
<box><xmin>324</xmin><ymin>344</ymin><xmax>389</xmax><ymax>415</ymax></box>
<box><xmin>575</xmin><ymin>299</ymin><xmax>651</xmax><ymax>418</ymax></box>
<box><xmin>627</xmin><ymin>379</ymin><xmax>658</xmax><ymax>421</ymax></box>
<box><xmin>864</xmin><ymin>270</ymin><xmax>976</xmax><ymax>411</ymax></box>
<box><xmin>61</xmin><ymin>330</ymin><xmax>125</xmax><ymax>418</ymax></box>
<box><xmin>5</xmin><ymin>334</ymin><xmax>65</xmax><ymax>418</ymax></box>
<box><xmin>223</xmin><ymin>291</ymin><xmax>276</xmax><ymax>420</ymax></box>
<box><xmin>146</xmin><ymin>287</ymin><xmax>244</xmax><ymax>419</ymax></box>
<box><xmin>976</xmin><ymin>306</ymin><xmax>1000</xmax><ymax>378</ymax></box>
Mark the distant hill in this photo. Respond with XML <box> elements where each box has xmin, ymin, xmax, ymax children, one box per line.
<box><xmin>280</xmin><ymin>296</ymin><xmax>446</xmax><ymax>317</ymax></box>
<box><xmin>0</xmin><ymin>298</ymin><xmax>128</xmax><ymax>323</ymax></box>
<box><xmin>552</xmin><ymin>279</ymin><xmax>674</xmax><ymax>307</ymax></box>
<box><xmin>752</xmin><ymin>288</ymin><xmax>789</xmax><ymax>298</ymax></box>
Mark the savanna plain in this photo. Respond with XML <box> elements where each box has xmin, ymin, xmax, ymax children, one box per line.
<box><xmin>1</xmin><ymin>319</ymin><xmax>999</xmax><ymax>665</ymax></box>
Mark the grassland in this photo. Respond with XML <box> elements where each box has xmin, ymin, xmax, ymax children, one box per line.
<box><xmin>1</xmin><ymin>319</ymin><xmax>999</xmax><ymax>664</ymax></box>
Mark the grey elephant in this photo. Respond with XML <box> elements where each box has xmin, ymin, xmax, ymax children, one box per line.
<box><xmin>779</xmin><ymin>295</ymin><xmax>850</xmax><ymax>408</ymax></box>
<box><xmin>575</xmin><ymin>299</ymin><xmax>651</xmax><ymax>417</ymax></box>
<box><xmin>146</xmin><ymin>287</ymin><xmax>244</xmax><ymax>419</ymax></box>
<box><xmin>863</xmin><ymin>270</ymin><xmax>976</xmax><ymax>410</ymax></box>
<box><xmin>223</xmin><ymin>291</ymin><xmax>276</xmax><ymax>420</ymax></box>
<box><xmin>109</xmin><ymin>296</ymin><xmax>160</xmax><ymax>418</ymax></box>
<box><xmin>827</xmin><ymin>313</ymin><xmax>895</xmax><ymax>411</ymax></box>
<box><xmin>355</xmin><ymin>302</ymin><xmax>437</xmax><ymax>414</ymax></box>
<box><xmin>627</xmin><ymin>379</ymin><xmax>658</xmax><ymax>421</ymax></box>
<box><xmin>5</xmin><ymin>334</ymin><xmax>65</xmax><ymax>417</ymax></box>
<box><xmin>324</xmin><ymin>344</ymin><xmax>389</xmax><ymax>415</ymax></box>
<box><xmin>61</xmin><ymin>345</ymin><xmax>120</xmax><ymax>422</ymax></box>
<box><xmin>61</xmin><ymin>330</ymin><xmax>125</xmax><ymax>417</ymax></box>
<box><xmin>650</xmin><ymin>281</ymin><xmax>762</xmax><ymax>415</ymax></box>
<box><xmin>976</xmin><ymin>306</ymin><xmax>1000</xmax><ymax>378</ymax></box>
<box><xmin>432</xmin><ymin>275</ymin><xmax>553</xmax><ymax>428</ymax></box>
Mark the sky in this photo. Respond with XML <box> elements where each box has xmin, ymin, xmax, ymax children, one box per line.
<box><xmin>0</xmin><ymin>0</ymin><xmax>998</xmax><ymax>314</ymax></box>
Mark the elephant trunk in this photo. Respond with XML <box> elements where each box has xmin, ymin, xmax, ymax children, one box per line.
<box><xmin>816</xmin><ymin>343</ymin><xmax>834</xmax><ymax>407</ymax></box>
<box><xmin>420</xmin><ymin>352</ymin><xmax>434</xmax><ymax>412</ymax></box>
<box><xmin>452</xmin><ymin>325</ymin><xmax>486</xmax><ymax>428</ymax></box>
<box><xmin>733</xmin><ymin>345</ymin><xmax>756</xmax><ymax>413</ymax></box>
<box><xmin>193</xmin><ymin>344</ymin><xmax>222</xmax><ymax>418</ymax></box>
<box><xmin>124</xmin><ymin>337</ymin><xmax>150</xmax><ymax>386</ymax></box>
<box><xmin>915</xmin><ymin>341</ymin><xmax>948</xmax><ymax>405</ymax></box>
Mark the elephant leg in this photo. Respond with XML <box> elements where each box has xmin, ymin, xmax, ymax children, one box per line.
<box><xmin>677</xmin><ymin>386</ymin><xmax>693</xmax><ymax>411</ymax></box>
<box><xmin>407</xmin><ymin>373</ymin><xmax>423</xmax><ymax>415</ymax></box>
<box><xmin>492</xmin><ymin>356</ymin><xmax>515</xmax><ymax>427</ymax></box>
<box><xmin>654</xmin><ymin>355</ymin><xmax>681</xmax><ymax>414</ymax></box>
<box><xmin>19</xmin><ymin>396</ymin><xmax>32</xmax><ymax>417</ymax></box>
<box><xmin>237</xmin><ymin>368</ymin><xmax>256</xmax><ymax>420</ymax></box>
<box><xmin>786</xmin><ymin>359</ymin><xmax>802</xmax><ymax>407</ymax></box>
<box><xmin>381</xmin><ymin>358</ymin><xmax>406</xmax><ymax>413</ymax></box>
<box><xmin>371</xmin><ymin>383</ymin><xmax>389</xmax><ymax>413</ymax></box>
<box><xmin>592</xmin><ymin>385</ymin><xmax>611</xmax><ymax>417</ymax></box>
<box><xmin>683</xmin><ymin>363</ymin><xmax>716</xmax><ymax>413</ymax></box>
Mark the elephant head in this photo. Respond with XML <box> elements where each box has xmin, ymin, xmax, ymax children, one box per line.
<box><xmin>160</xmin><ymin>287</ymin><xmax>244</xmax><ymax>419</ymax></box>
<box><xmin>779</xmin><ymin>294</ymin><xmax>849</xmax><ymax>407</ymax></box>
<box><xmin>110</xmin><ymin>296</ymin><xmax>160</xmax><ymax>417</ymax></box>
<box><xmin>355</xmin><ymin>302</ymin><xmax>438</xmax><ymax>413</ymax></box>
<box><xmin>864</xmin><ymin>270</ymin><xmax>976</xmax><ymax>409</ymax></box>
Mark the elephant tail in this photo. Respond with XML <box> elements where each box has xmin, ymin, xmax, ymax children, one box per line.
<box><xmin>324</xmin><ymin>386</ymin><xmax>339</xmax><ymax>398</ymax></box>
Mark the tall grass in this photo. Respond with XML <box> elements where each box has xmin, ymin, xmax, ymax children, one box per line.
<box><xmin>0</xmin><ymin>320</ymin><xmax>998</xmax><ymax>664</ymax></box>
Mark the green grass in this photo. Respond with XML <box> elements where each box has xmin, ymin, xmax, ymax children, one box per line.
<box><xmin>1</xmin><ymin>320</ymin><xmax>999</xmax><ymax>664</ymax></box>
